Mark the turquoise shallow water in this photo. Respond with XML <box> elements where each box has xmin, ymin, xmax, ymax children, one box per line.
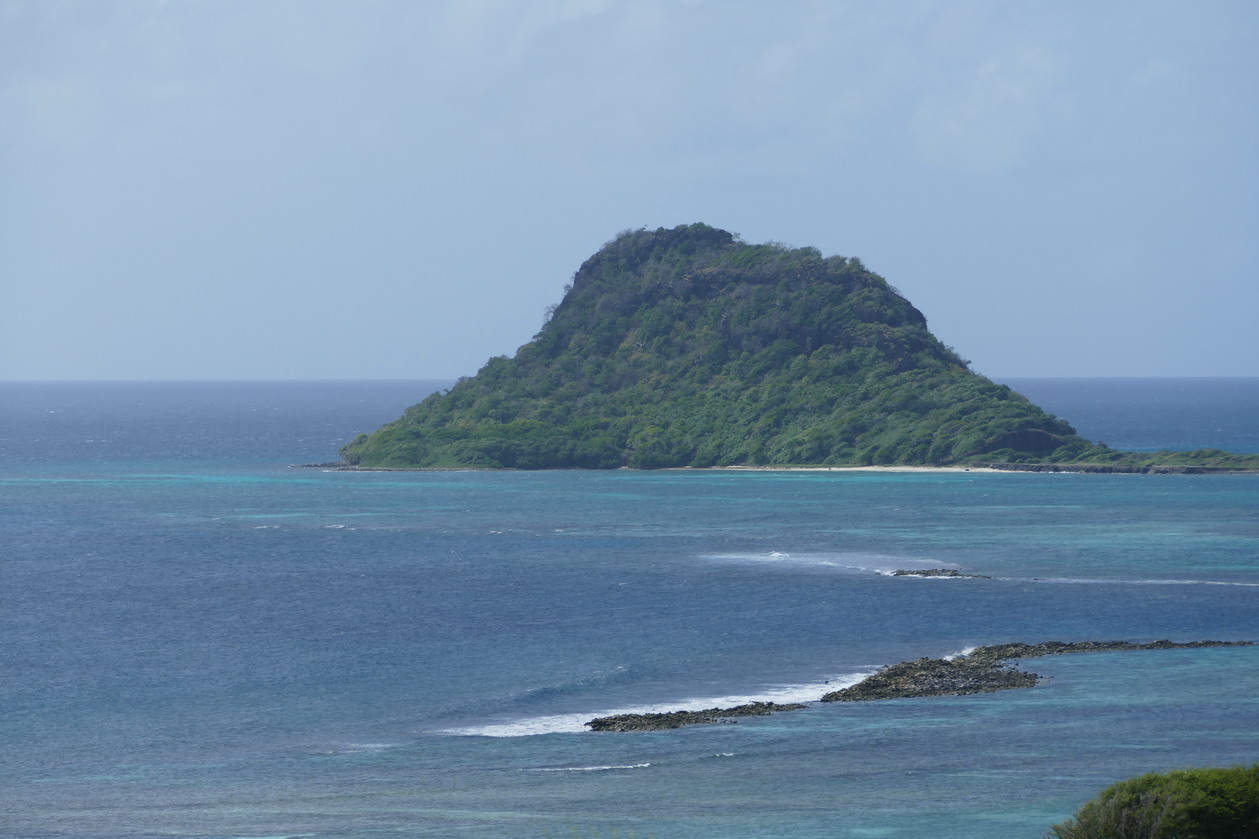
<box><xmin>1</xmin><ymin>380</ymin><xmax>1256</xmax><ymax>838</ymax></box>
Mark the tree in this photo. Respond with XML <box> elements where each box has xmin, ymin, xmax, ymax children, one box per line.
<box><xmin>1046</xmin><ymin>765</ymin><xmax>1259</xmax><ymax>839</ymax></box>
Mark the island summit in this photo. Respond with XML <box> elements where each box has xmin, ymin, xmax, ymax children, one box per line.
<box><xmin>341</xmin><ymin>224</ymin><xmax>1258</xmax><ymax>472</ymax></box>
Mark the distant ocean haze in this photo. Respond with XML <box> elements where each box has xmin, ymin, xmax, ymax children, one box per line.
<box><xmin>1001</xmin><ymin>377</ymin><xmax>1259</xmax><ymax>454</ymax></box>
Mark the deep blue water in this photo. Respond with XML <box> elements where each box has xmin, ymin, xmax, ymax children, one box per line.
<box><xmin>1002</xmin><ymin>377</ymin><xmax>1259</xmax><ymax>454</ymax></box>
<box><xmin>2</xmin><ymin>379</ymin><xmax>1256</xmax><ymax>838</ymax></box>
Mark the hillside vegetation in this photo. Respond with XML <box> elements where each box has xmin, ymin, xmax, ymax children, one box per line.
<box><xmin>1047</xmin><ymin>765</ymin><xmax>1259</xmax><ymax>839</ymax></box>
<box><xmin>341</xmin><ymin>224</ymin><xmax>1256</xmax><ymax>470</ymax></box>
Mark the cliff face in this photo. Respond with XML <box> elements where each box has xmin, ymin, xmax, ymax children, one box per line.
<box><xmin>342</xmin><ymin>223</ymin><xmax>1095</xmax><ymax>469</ymax></box>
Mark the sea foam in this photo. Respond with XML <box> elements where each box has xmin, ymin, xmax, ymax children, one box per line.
<box><xmin>1008</xmin><ymin>576</ymin><xmax>1259</xmax><ymax>588</ymax></box>
<box><xmin>943</xmin><ymin>646</ymin><xmax>978</xmax><ymax>661</ymax></box>
<box><xmin>523</xmin><ymin>763</ymin><xmax>651</xmax><ymax>772</ymax></box>
<box><xmin>698</xmin><ymin>551</ymin><xmax>929</xmax><ymax>575</ymax></box>
<box><xmin>437</xmin><ymin>671</ymin><xmax>875</xmax><ymax>737</ymax></box>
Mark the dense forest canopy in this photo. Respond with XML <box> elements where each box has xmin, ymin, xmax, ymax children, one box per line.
<box><xmin>341</xmin><ymin>224</ymin><xmax>1247</xmax><ymax>470</ymax></box>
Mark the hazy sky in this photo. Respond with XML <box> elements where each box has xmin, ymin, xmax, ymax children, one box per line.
<box><xmin>3</xmin><ymin>0</ymin><xmax>1257</xmax><ymax>380</ymax></box>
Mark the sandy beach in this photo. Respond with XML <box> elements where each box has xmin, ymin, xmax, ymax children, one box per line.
<box><xmin>673</xmin><ymin>464</ymin><xmax>1003</xmax><ymax>473</ymax></box>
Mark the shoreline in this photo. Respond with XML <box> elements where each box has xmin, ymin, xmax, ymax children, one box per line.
<box><xmin>299</xmin><ymin>464</ymin><xmax>1000</xmax><ymax>474</ymax></box>
<box><xmin>674</xmin><ymin>465</ymin><xmax>999</xmax><ymax>473</ymax></box>
<box><xmin>683</xmin><ymin>463</ymin><xmax>1259</xmax><ymax>474</ymax></box>
<box><xmin>301</xmin><ymin>462</ymin><xmax>1259</xmax><ymax>475</ymax></box>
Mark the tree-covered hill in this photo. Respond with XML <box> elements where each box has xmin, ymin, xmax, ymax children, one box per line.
<box><xmin>339</xmin><ymin>224</ymin><xmax>1246</xmax><ymax>470</ymax></box>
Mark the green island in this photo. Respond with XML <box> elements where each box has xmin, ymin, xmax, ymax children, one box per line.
<box><xmin>341</xmin><ymin>223</ymin><xmax>1259</xmax><ymax>472</ymax></box>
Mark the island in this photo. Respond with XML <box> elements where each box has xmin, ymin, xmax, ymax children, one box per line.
<box><xmin>584</xmin><ymin>640</ymin><xmax>1254</xmax><ymax>731</ymax></box>
<box><xmin>341</xmin><ymin>223</ymin><xmax>1259</xmax><ymax>472</ymax></box>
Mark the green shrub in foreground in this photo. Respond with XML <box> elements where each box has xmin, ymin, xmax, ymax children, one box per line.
<box><xmin>1047</xmin><ymin>765</ymin><xmax>1259</xmax><ymax>839</ymax></box>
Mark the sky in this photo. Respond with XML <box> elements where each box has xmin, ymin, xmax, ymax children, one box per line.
<box><xmin>2</xmin><ymin>0</ymin><xmax>1257</xmax><ymax>381</ymax></box>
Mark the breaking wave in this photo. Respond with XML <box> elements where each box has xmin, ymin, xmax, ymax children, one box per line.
<box><xmin>523</xmin><ymin>763</ymin><xmax>651</xmax><ymax>772</ymax></box>
<box><xmin>1005</xmin><ymin>576</ymin><xmax>1259</xmax><ymax>588</ymax></box>
<box><xmin>436</xmin><ymin>670</ymin><xmax>875</xmax><ymax>738</ymax></box>
<box><xmin>698</xmin><ymin>551</ymin><xmax>934</xmax><ymax>575</ymax></box>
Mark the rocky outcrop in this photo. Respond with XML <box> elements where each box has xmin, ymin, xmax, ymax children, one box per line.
<box><xmin>890</xmin><ymin>569</ymin><xmax>991</xmax><ymax>579</ymax></box>
<box><xmin>586</xmin><ymin>701</ymin><xmax>807</xmax><ymax>732</ymax></box>
<box><xmin>584</xmin><ymin>640</ymin><xmax>1254</xmax><ymax>731</ymax></box>
<box><xmin>966</xmin><ymin>639</ymin><xmax>1252</xmax><ymax>662</ymax></box>
<box><xmin>820</xmin><ymin>656</ymin><xmax>1036</xmax><ymax>702</ymax></box>
<box><xmin>821</xmin><ymin>639</ymin><xmax>1254</xmax><ymax>703</ymax></box>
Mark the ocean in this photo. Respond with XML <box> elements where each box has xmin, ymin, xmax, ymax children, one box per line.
<box><xmin>2</xmin><ymin>378</ymin><xmax>1256</xmax><ymax>838</ymax></box>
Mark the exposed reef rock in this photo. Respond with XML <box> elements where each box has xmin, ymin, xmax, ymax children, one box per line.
<box><xmin>890</xmin><ymin>568</ymin><xmax>991</xmax><ymax>579</ymax></box>
<box><xmin>822</xmin><ymin>656</ymin><xmax>1036</xmax><ymax>702</ymax></box>
<box><xmin>585</xmin><ymin>640</ymin><xmax>1253</xmax><ymax>731</ymax></box>
<box><xmin>821</xmin><ymin>639</ymin><xmax>1254</xmax><ymax>703</ymax></box>
<box><xmin>586</xmin><ymin>701</ymin><xmax>807</xmax><ymax>732</ymax></box>
<box><xmin>965</xmin><ymin>639</ymin><xmax>1252</xmax><ymax>662</ymax></box>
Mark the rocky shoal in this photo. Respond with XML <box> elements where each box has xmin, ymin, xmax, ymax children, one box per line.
<box><xmin>821</xmin><ymin>639</ymin><xmax>1252</xmax><ymax>702</ymax></box>
<box><xmin>889</xmin><ymin>568</ymin><xmax>992</xmax><ymax>578</ymax></box>
<box><xmin>586</xmin><ymin>640</ymin><xmax>1254</xmax><ymax>731</ymax></box>
<box><xmin>586</xmin><ymin>701</ymin><xmax>807</xmax><ymax>732</ymax></box>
